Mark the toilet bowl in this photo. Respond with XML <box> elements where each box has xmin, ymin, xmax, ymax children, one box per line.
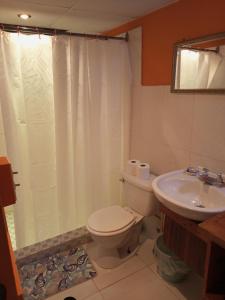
<box><xmin>87</xmin><ymin>206</ymin><xmax>143</xmax><ymax>268</ymax></box>
<box><xmin>87</xmin><ymin>172</ymin><xmax>157</xmax><ymax>269</ymax></box>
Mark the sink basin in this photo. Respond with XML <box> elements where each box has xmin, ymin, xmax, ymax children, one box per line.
<box><xmin>152</xmin><ymin>170</ymin><xmax>225</xmax><ymax>221</ymax></box>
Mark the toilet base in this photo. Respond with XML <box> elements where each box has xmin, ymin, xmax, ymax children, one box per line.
<box><xmin>87</xmin><ymin>240</ymin><xmax>139</xmax><ymax>269</ymax></box>
<box><xmin>87</xmin><ymin>222</ymin><xmax>142</xmax><ymax>269</ymax></box>
<box><xmin>96</xmin><ymin>244</ymin><xmax>138</xmax><ymax>269</ymax></box>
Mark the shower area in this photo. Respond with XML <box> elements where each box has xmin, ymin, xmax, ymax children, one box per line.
<box><xmin>0</xmin><ymin>31</ymin><xmax>131</xmax><ymax>251</ymax></box>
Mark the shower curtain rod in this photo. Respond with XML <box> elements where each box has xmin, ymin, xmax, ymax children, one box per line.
<box><xmin>0</xmin><ymin>23</ymin><xmax>128</xmax><ymax>41</ymax></box>
<box><xmin>180</xmin><ymin>45</ymin><xmax>219</xmax><ymax>53</ymax></box>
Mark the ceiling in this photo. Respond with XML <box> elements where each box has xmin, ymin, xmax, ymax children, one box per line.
<box><xmin>0</xmin><ymin>0</ymin><xmax>176</xmax><ymax>34</ymax></box>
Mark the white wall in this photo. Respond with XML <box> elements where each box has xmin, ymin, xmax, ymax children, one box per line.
<box><xmin>128</xmin><ymin>28</ymin><xmax>225</xmax><ymax>176</ymax></box>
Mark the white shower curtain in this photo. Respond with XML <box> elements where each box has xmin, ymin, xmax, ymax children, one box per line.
<box><xmin>0</xmin><ymin>32</ymin><xmax>131</xmax><ymax>249</ymax></box>
<box><xmin>52</xmin><ymin>36</ymin><xmax>131</xmax><ymax>233</ymax></box>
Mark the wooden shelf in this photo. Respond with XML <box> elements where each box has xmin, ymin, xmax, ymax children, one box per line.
<box><xmin>200</xmin><ymin>212</ymin><xmax>225</xmax><ymax>249</ymax></box>
<box><xmin>161</xmin><ymin>205</ymin><xmax>225</xmax><ymax>300</ymax></box>
<box><xmin>0</xmin><ymin>157</ymin><xmax>16</xmax><ymax>207</ymax></box>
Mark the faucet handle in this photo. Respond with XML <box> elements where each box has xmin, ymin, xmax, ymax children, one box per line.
<box><xmin>217</xmin><ymin>172</ymin><xmax>224</xmax><ymax>184</ymax></box>
<box><xmin>197</xmin><ymin>166</ymin><xmax>209</xmax><ymax>175</ymax></box>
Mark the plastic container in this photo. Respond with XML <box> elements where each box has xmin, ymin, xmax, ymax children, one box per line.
<box><xmin>153</xmin><ymin>234</ymin><xmax>190</xmax><ymax>283</ymax></box>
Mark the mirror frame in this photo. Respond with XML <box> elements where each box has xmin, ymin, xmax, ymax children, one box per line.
<box><xmin>171</xmin><ymin>31</ymin><xmax>225</xmax><ymax>94</ymax></box>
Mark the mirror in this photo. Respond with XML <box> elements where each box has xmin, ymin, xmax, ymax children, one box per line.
<box><xmin>171</xmin><ymin>31</ymin><xmax>225</xmax><ymax>93</ymax></box>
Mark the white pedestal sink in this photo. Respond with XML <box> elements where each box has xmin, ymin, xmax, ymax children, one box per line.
<box><xmin>152</xmin><ymin>170</ymin><xmax>225</xmax><ymax>221</ymax></box>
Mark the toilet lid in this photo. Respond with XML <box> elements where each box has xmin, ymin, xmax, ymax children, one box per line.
<box><xmin>87</xmin><ymin>205</ymin><xmax>136</xmax><ymax>233</ymax></box>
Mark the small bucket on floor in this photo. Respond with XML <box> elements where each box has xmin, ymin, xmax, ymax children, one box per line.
<box><xmin>153</xmin><ymin>234</ymin><xmax>190</xmax><ymax>283</ymax></box>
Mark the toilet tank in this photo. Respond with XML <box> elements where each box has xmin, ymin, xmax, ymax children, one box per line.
<box><xmin>123</xmin><ymin>172</ymin><xmax>157</xmax><ymax>216</ymax></box>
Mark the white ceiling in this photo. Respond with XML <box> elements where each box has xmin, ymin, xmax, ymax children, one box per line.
<box><xmin>0</xmin><ymin>0</ymin><xmax>176</xmax><ymax>34</ymax></box>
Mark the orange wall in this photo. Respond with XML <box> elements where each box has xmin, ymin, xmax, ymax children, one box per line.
<box><xmin>104</xmin><ymin>0</ymin><xmax>225</xmax><ymax>85</ymax></box>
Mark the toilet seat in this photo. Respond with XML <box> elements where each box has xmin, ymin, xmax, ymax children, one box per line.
<box><xmin>87</xmin><ymin>205</ymin><xmax>137</xmax><ymax>236</ymax></box>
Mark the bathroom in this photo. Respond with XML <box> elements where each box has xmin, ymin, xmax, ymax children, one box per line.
<box><xmin>0</xmin><ymin>0</ymin><xmax>225</xmax><ymax>299</ymax></box>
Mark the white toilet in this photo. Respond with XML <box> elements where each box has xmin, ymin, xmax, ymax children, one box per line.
<box><xmin>87</xmin><ymin>171</ymin><xmax>157</xmax><ymax>268</ymax></box>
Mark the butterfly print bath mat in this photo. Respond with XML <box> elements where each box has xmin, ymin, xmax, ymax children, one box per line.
<box><xmin>18</xmin><ymin>246</ymin><xmax>96</xmax><ymax>300</ymax></box>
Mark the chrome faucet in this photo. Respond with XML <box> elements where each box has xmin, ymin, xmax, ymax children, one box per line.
<box><xmin>185</xmin><ymin>166</ymin><xmax>199</xmax><ymax>176</ymax></box>
<box><xmin>185</xmin><ymin>166</ymin><xmax>225</xmax><ymax>187</ymax></box>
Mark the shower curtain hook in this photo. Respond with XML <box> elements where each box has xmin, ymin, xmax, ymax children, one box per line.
<box><xmin>36</xmin><ymin>27</ymin><xmax>41</xmax><ymax>39</ymax></box>
<box><xmin>17</xmin><ymin>25</ymin><xmax>20</xmax><ymax>36</ymax></box>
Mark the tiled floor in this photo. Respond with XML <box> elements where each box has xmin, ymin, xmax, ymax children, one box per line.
<box><xmin>45</xmin><ymin>239</ymin><xmax>204</xmax><ymax>300</ymax></box>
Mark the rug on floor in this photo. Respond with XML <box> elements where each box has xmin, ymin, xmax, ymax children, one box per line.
<box><xmin>18</xmin><ymin>246</ymin><xmax>96</xmax><ymax>300</ymax></box>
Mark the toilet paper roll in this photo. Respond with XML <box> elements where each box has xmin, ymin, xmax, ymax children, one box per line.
<box><xmin>136</xmin><ymin>163</ymin><xmax>150</xmax><ymax>180</ymax></box>
<box><xmin>127</xmin><ymin>159</ymin><xmax>140</xmax><ymax>176</ymax></box>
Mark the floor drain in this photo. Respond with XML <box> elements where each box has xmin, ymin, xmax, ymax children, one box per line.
<box><xmin>64</xmin><ymin>297</ymin><xmax>77</xmax><ymax>300</ymax></box>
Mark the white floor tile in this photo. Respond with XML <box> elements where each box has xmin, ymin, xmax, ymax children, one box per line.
<box><xmin>86</xmin><ymin>242</ymin><xmax>145</xmax><ymax>290</ymax></box>
<box><xmin>101</xmin><ymin>267</ymin><xmax>178</xmax><ymax>300</ymax></box>
<box><xmin>136</xmin><ymin>238</ymin><xmax>156</xmax><ymax>266</ymax></box>
<box><xmin>93</xmin><ymin>256</ymin><xmax>145</xmax><ymax>290</ymax></box>
<box><xmin>86</xmin><ymin>292</ymin><xmax>104</xmax><ymax>300</ymax></box>
<box><xmin>46</xmin><ymin>279</ymin><xmax>98</xmax><ymax>300</ymax></box>
<box><xmin>150</xmin><ymin>263</ymin><xmax>204</xmax><ymax>300</ymax></box>
<box><xmin>163</xmin><ymin>272</ymin><xmax>203</xmax><ymax>300</ymax></box>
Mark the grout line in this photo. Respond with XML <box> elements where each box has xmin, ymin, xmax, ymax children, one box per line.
<box><xmin>82</xmin><ymin>290</ymin><xmax>103</xmax><ymax>300</ymax></box>
<box><xmin>92</xmin><ymin>277</ymin><xmax>100</xmax><ymax>291</ymax></box>
<box><xmin>147</xmin><ymin>264</ymin><xmax>182</xmax><ymax>299</ymax></box>
<box><xmin>95</xmin><ymin>264</ymin><xmax>147</xmax><ymax>292</ymax></box>
<box><xmin>99</xmin><ymin>290</ymin><xmax>105</xmax><ymax>300</ymax></box>
<box><xmin>87</xmin><ymin>241</ymin><xmax>157</xmax><ymax>291</ymax></box>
